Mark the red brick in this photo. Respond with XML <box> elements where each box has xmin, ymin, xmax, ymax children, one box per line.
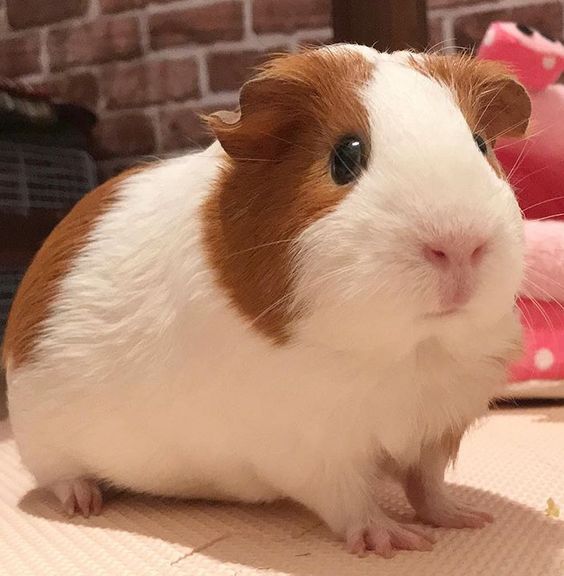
<box><xmin>253</xmin><ymin>0</ymin><xmax>330</xmax><ymax>34</ymax></box>
<box><xmin>32</xmin><ymin>71</ymin><xmax>99</xmax><ymax>110</ymax></box>
<box><xmin>454</xmin><ymin>3</ymin><xmax>563</xmax><ymax>50</ymax></box>
<box><xmin>428</xmin><ymin>18</ymin><xmax>445</xmax><ymax>50</ymax></box>
<box><xmin>93</xmin><ymin>112</ymin><xmax>156</xmax><ymax>159</ymax></box>
<box><xmin>159</xmin><ymin>106</ymin><xmax>224</xmax><ymax>152</ymax></box>
<box><xmin>296</xmin><ymin>31</ymin><xmax>333</xmax><ymax>48</ymax></box>
<box><xmin>207</xmin><ymin>49</ymin><xmax>286</xmax><ymax>92</ymax></box>
<box><xmin>102</xmin><ymin>58</ymin><xmax>200</xmax><ymax>109</ymax></box>
<box><xmin>0</xmin><ymin>34</ymin><xmax>41</xmax><ymax>77</ymax></box>
<box><xmin>149</xmin><ymin>1</ymin><xmax>243</xmax><ymax>49</ymax></box>
<box><xmin>48</xmin><ymin>17</ymin><xmax>142</xmax><ymax>72</ymax></box>
<box><xmin>6</xmin><ymin>0</ymin><xmax>88</xmax><ymax>29</ymax></box>
<box><xmin>100</xmin><ymin>0</ymin><xmax>148</xmax><ymax>13</ymax></box>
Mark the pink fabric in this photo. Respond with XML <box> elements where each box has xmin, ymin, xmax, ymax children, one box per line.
<box><xmin>477</xmin><ymin>21</ymin><xmax>564</xmax><ymax>92</ymax></box>
<box><xmin>511</xmin><ymin>220</ymin><xmax>564</xmax><ymax>381</ymax></box>
<box><xmin>477</xmin><ymin>22</ymin><xmax>564</xmax><ymax>223</ymax></box>
<box><xmin>521</xmin><ymin>220</ymin><xmax>564</xmax><ymax>303</ymax></box>
<box><xmin>511</xmin><ymin>298</ymin><xmax>564</xmax><ymax>381</ymax></box>
<box><xmin>495</xmin><ymin>85</ymin><xmax>564</xmax><ymax>222</ymax></box>
<box><xmin>476</xmin><ymin>22</ymin><xmax>564</xmax><ymax>388</ymax></box>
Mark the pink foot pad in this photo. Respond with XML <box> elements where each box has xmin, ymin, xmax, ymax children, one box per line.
<box><xmin>51</xmin><ymin>478</ymin><xmax>103</xmax><ymax>518</ymax></box>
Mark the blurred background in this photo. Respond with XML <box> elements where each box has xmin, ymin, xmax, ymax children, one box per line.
<box><xmin>0</xmin><ymin>0</ymin><xmax>563</xmax><ymax>414</ymax></box>
<box><xmin>0</xmin><ymin>0</ymin><xmax>561</xmax><ymax>180</ymax></box>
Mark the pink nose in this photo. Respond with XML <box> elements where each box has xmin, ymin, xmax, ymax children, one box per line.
<box><xmin>423</xmin><ymin>240</ymin><xmax>487</xmax><ymax>269</ymax></box>
<box><xmin>422</xmin><ymin>237</ymin><xmax>488</xmax><ymax>309</ymax></box>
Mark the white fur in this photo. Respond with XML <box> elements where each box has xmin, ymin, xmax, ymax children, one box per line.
<box><xmin>7</xmin><ymin>48</ymin><xmax>523</xmax><ymax>539</ymax></box>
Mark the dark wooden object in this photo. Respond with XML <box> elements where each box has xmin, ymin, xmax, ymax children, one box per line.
<box><xmin>332</xmin><ymin>0</ymin><xmax>429</xmax><ymax>52</ymax></box>
<box><xmin>0</xmin><ymin>209</ymin><xmax>64</xmax><ymax>268</ymax></box>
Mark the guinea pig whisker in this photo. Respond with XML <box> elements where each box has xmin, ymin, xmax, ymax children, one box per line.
<box><xmin>518</xmin><ymin>304</ymin><xmax>534</xmax><ymax>335</ymax></box>
<box><xmin>528</xmin><ymin>288</ymin><xmax>564</xmax><ymax>319</ymax></box>
<box><xmin>534</xmin><ymin>211</ymin><xmax>564</xmax><ymax>221</ymax></box>
<box><xmin>523</xmin><ymin>292</ymin><xmax>555</xmax><ymax>333</ymax></box>
<box><xmin>430</xmin><ymin>45</ymin><xmax>470</xmax><ymax>55</ymax></box>
<box><xmin>511</xmin><ymin>158</ymin><xmax>564</xmax><ymax>191</ymax></box>
<box><xmin>524</xmin><ymin>268</ymin><xmax>564</xmax><ymax>303</ymax></box>
<box><xmin>230</xmin><ymin>157</ymin><xmax>280</xmax><ymax>162</ymax></box>
<box><xmin>479</xmin><ymin>114</ymin><xmax>529</xmax><ymax>150</ymax></box>
<box><xmin>505</xmin><ymin>142</ymin><xmax>532</xmax><ymax>184</ymax></box>
<box><xmin>254</xmin><ymin>130</ymin><xmax>313</xmax><ymax>154</ymax></box>
<box><xmin>521</xmin><ymin>195</ymin><xmax>564</xmax><ymax>215</ymax></box>
<box><xmin>493</xmin><ymin>125</ymin><xmax>548</xmax><ymax>153</ymax></box>
<box><xmin>520</xmin><ymin>272</ymin><xmax>564</xmax><ymax>338</ymax></box>
<box><xmin>475</xmin><ymin>85</ymin><xmax>507</xmax><ymax>137</ymax></box>
<box><xmin>170</xmin><ymin>132</ymin><xmax>209</xmax><ymax>151</ymax></box>
<box><xmin>249</xmin><ymin>265</ymin><xmax>361</xmax><ymax>328</ymax></box>
<box><xmin>139</xmin><ymin>155</ymin><xmax>165</xmax><ymax>164</ymax></box>
<box><xmin>478</xmin><ymin>106</ymin><xmax>527</xmax><ymax>145</ymax></box>
<box><xmin>249</xmin><ymin>276</ymin><xmax>320</xmax><ymax>327</ymax></box>
<box><xmin>426</xmin><ymin>39</ymin><xmax>456</xmax><ymax>55</ymax></box>
<box><xmin>530</xmin><ymin>298</ymin><xmax>555</xmax><ymax>334</ymax></box>
<box><xmin>226</xmin><ymin>238</ymin><xmax>297</xmax><ymax>258</ymax></box>
<box><xmin>524</xmin><ymin>265</ymin><xmax>561</xmax><ymax>282</ymax></box>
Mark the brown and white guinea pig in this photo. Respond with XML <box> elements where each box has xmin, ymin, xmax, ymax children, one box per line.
<box><xmin>3</xmin><ymin>45</ymin><xmax>530</xmax><ymax>557</ymax></box>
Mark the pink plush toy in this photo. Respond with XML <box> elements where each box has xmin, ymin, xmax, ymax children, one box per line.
<box><xmin>477</xmin><ymin>23</ymin><xmax>564</xmax><ymax>397</ymax></box>
<box><xmin>511</xmin><ymin>221</ymin><xmax>564</xmax><ymax>397</ymax></box>
<box><xmin>478</xmin><ymin>22</ymin><xmax>564</xmax><ymax>222</ymax></box>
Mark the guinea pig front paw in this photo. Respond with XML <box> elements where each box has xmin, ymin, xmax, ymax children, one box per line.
<box><xmin>415</xmin><ymin>495</ymin><xmax>493</xmax><ymax>529</ymax></box>
<box><xmin>51</xmin><ymin>477</ymin><xmax>103</xmax><ymax>518</ymax></box>
<box><xmin>345</xmin><ymin>518</ymin><xmax>435</xmax><ymax>558</ymax></box>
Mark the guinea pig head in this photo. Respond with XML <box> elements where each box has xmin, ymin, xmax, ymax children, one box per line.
<box><xmin>203</xmin><ymin>46</ymin><xmax>531</xmax><ymax>349</ymax></box>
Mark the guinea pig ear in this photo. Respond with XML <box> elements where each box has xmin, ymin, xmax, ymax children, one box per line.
<box><xmin>414</xmin><ymin>55</ymin><xmax>531</xmax><ymax>142</ymax></box>
<box><xmin>472</xmin><ymin>62</ymin><xmax>531</xmax><ymax>141</ymax></box>
<box><xmin>204</xmin><ymin>74</ymin><xmax>304</xmax><ymax>161</ymax></box>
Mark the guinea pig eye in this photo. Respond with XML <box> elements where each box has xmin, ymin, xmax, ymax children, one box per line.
<box><xmin>330</xmin><ymin>136</ymin><xmax>367</xmax><ymax>185</ymax></box>
<box><xmin>473</xmin><ymin>134</ymin><xmax>488</xmax><ymax>155</ymax></box>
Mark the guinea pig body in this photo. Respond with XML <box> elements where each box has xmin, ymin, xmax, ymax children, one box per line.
<box><xmin>3</xmin><ymin>45</ymin><xmax>530</xmax><ymax>556</ymax></box>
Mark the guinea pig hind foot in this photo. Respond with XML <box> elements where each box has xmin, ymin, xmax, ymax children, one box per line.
<box><xmin>51</xmin><ymin>477</ymin><xmax>103</xmax><ymax>518</ymax></box>
<box><xmin>345</xmin><ymin>514</ymin><xmax>436</xmax><ymax>558</ymax></box>
<box><xmin>413</xmin><ymin>495</ymin><xmax>494</xmax><ymax>529</ymax></box>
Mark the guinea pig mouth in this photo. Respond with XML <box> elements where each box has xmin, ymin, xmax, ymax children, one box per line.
<box><xmin>424</xmin><ymin>307</ymin><xmax>462</xmax><ymax>319</ymax></box>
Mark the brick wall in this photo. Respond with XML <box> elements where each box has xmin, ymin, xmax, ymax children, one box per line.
<box><xmin>0</xmin><ymin>0</ymin><xmax>332</xmax><ymax>178</ymax></box>
<box><xmin>428</xmin><ymin>0</ymin><xmax>564</xmax><ymax>52</ymax></box>
<box><xmin>0</xmin><ymin>0</ymin><xmax>562</xmax><ymax>180</ymax></box>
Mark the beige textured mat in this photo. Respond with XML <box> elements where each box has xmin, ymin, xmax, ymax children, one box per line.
<box><xmin>0</xmin><ymin>409</ymin><xmax>563</xmax><ymax>576</ymax></box>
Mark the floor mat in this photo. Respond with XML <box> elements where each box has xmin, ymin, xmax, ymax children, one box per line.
<box><xmin>0</xmin><ymin>408</ymin><xmax>563</xmax><ymax>576</ymax></box>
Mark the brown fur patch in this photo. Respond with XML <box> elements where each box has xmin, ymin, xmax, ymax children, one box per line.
<box><xmin>411</xmin><ymin>53</ymin><xmax>531</xmax><ymax>175</ymax></box>
<box><xmin>2</xmin><ymin>167</ymin><xmax>144</xmax><ymax>370</ymax></box>
<box><xmin>381</xmin><ymin>427</ymin><xmax>466</xmax><ymax>486</ymax></box>
<box><xmin>202</xmin><ymin>48</ymin><xmax>373</xmax><ymax>342</ymax></box>
<box><xmin>433</xmin><ymin>427</ymin><xmax>465</xmax><ymax>465</ymax></box>
<box><xmin>403</xmin><ymin>428</ymin><xmax>467</xmax><ymax>510</ymax></box>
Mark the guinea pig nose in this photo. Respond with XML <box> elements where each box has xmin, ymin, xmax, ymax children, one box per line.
<box><xmin>423</xmin><ymin>240</ymin><xmax>488</xmax><ymax>268</ymax></box>
<box><xmin>471</xmin><ymin>242</ymin><xmax>487</xmax><ymax>264</ymax></box>
<box><xmin>423</xmin><ymin>246</ymin><xmax>448</xmax><ymax>266</ymax></box>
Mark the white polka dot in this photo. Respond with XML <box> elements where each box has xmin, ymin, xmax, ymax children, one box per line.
<box><xmin>534</xmin><ymin>348</ymin><xmax>554</xmax><ymax>371</ymax></box>
<box><xmin>543</xmin><ymin>56</ymin><xmax>556</xmax><ymax>70</ymax></box>
<box><xmin>483</xmin><ymin>28</ymin><xmax>496</xmax><ymax>46</ymax></box>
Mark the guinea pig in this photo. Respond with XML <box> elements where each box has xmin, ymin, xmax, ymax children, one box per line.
<box><xmin>2</xmin><ymin>44</ymin><xmax>530</xmax><ymax>557</ymax></box>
